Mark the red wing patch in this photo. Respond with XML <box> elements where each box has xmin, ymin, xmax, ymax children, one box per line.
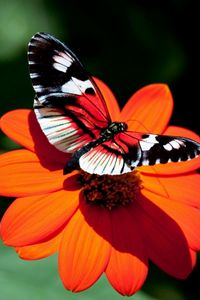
<box><xmin>34</xmin><ymin>99</ymin><xmax>99</xmax><ymax>153</ymax></box>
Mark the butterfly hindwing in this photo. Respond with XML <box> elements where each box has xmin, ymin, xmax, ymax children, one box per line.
<box><xmin>29</xmin><ymin>32</ymin><xmax>111</xmax><ymax>153</ymax></box>
<box><xmin>79</xmin><ymin>140</ymin><xmax>132</xmax><ymax>175</ymax></box>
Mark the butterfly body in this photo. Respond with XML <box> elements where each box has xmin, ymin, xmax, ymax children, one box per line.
<box><xmin>28</xmin><ymin>32</ymin><xmax>200</xmax><ymax>176</ymax></box>
<box><xmin>100</xmin><ymin>122</ymin><xmax>128</xmax><ymax>139</ymax></box>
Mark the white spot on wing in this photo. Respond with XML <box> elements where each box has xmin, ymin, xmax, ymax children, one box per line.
<box><xmin>140</xmin><ymin>135</ymin><xmax>158</xmax><ymax>151</ymax></box>
<box><xmin>155</xmin><ymin>158</ymin><xmax>160</xmax><ymax>164</ymax></box>
<box><xmin>30</xmin><ymin>73</ymin><xmax>39</xmax><ymax>79</ymax></box>
<box><xmin>34</xmin><ymin>85</ymin><xmax>43</xmax><ymax>92</ymax></box>
<box><xmin>61</xmin><ymin>79</ymin><xmax>81</xmax><ymax>95</ymax></box>
<box><xmin>163</xmin><ymin>143</ymin><xmax>173</xmax><ymax>151</ymax></box>
<box><xmin>62</xmin><ymin>77</ymin><xmax>94</xmax><ymax>95</ymax></box>
<box><xmin>54</xmin><ymin>50</ymin><xmax>73</xmax><ymax>61</ymax></box>
<box><xmin>53</xmin><ymin>54</ymin><xmax>72</xmax><ymax>67</ymax></box>
<box><xmin>73</xmin><ymin>78</ymin><xmax>94</xmax><ymax>93</ymax></box>
<box><xmin>170</xmin><ymin>140</ymin><xmax>181</xmax><ymax>149</ymax></box>
<box><xmin>142</xmin><ymin>159</ymin><xmax>149</xmax><ymax>166</ymax></box>
<box><xmin>53</xmin><ymin>62</ymin><xmax>67</xmax><ymax>73</ymax></box>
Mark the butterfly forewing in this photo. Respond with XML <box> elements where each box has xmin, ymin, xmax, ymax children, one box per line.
<box><xmin>136</xmin><ymin>133</ymin><xmax>200</xmax><ymax>166</ymax></box>
<box><xmin>34</xmin><ymin>98</ymin><xmax>101</xmax><ymax>153</ymax></box>
<box><xmin>29</xmin><ymin>32</ymin><xmax>111</xmax><ymax>153</ymax></box>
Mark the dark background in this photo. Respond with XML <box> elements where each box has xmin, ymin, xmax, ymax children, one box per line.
<box><xmin>0</xmin><ymin>1</ymin><xmax>199</xmax><ymax>299</ymax></box>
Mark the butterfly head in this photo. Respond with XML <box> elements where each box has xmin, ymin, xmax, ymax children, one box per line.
<box><xmin>99</xmin><ymin>122</ymin><xmax>128</xmax><ymax>141</ymax></box>
<box><xmin>118</xmin><ymin>122</ymin><xmax>128</xmax><ymax>132</ymax></box>
<box><xmin>109</xmin><ymin>122</ymin><xmax>128</xmax><ymax>133</ymax></box>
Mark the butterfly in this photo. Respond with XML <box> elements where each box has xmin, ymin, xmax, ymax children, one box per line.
<box><xmin>28</xmin><ymin>32</ymin><xmax>200</xmax><ymax>176</ymax></box>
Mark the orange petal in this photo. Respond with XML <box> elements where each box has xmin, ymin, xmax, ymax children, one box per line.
<box><xmin>135</xmin><ymin>193</ymin><xmax>196</xmax><ymax>278</ymax></box>
<box><xmin>105</xmin><ymin>206</ymin><xmax>148</xmax><ymax>296</ymax></box>
<box><xmin>15</xmin><ymin>230</ymin><xmax>63</xmax><ymax>260</ymax></box>
<box><xmin>59</xmin><ymin>199</ymin><xmax>111</xmax><ymax>292</ymax></box>
<box><xmin>0</xmin><ymin>109</ymin><xmax>69</xmax><ymax>165</ymax></box>
<box><xmin>1</xmin><ymin>109</ymin><xmax>32</xmax><ymax>150</ymax></box>
<box><xmin>141</xmin><ymin>190</ymin><xmax>200</xmax><ymax>251</ymax></box>
<box><xmin>141</xmin><ymin>171</ymin><xmax>200</xmax><ymax>207</ymax></box>
<box><xmin>0</xmin><ymin>149</ymin><xmax>68</xmax><ymax>197</ymax></box>
<box><xmin>93</xmin><ymin>77</ymin><xmax>120</xmax><ymax>121</ymax></box>
<box><xmin>1</xmin><ymin>189</ymin><xmax>79</xmax><ymax>246</ymax></box>
<box><xmin>120</xmin><ymin>84</ymin><xmax>173</xmax><ymax>132</ymax></box>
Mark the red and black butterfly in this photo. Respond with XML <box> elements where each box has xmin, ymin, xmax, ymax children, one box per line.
<box><xmin>28</xmin><ymin>32</ymin><xmax>200</xmax><ymax>175</ymax></box>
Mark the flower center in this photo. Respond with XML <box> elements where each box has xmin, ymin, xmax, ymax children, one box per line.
<box><xmin>79</xmin><ymin>171</ymin><xmax>142</xmax><ymax>210</ymax></box>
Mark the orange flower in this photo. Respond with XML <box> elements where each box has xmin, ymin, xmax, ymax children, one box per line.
<box><xmin>1</xmin><ymin>79</ymin><xmax>200</xmax><ymax>296</ymax></box>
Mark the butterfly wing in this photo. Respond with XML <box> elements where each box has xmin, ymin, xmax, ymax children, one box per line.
<box><xmin>29</xmin><ymin>32</ymin><xmax>111</xmax><ymax>153</ymax></box>
<box><xmin>79</xmin><ymin>131</ymin><xmax>200</xmax><ymax>175</ymax></box>
<box><xmin>120</xmin><ymin>131</ymin><xmax>200</xmax><ymax>167</ymax></box>
<box><xmin>79</xmin><ymin>139</ymin><xmax>133</xmax><ymax>175</ymax></box>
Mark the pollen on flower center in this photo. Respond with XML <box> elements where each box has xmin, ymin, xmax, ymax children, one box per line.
<box><xmin>79</xmin><ymin>171</ymin><xmax>142</xmax><ymax>210</ymax></box>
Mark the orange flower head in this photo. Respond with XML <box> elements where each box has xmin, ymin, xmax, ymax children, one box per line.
<box><xmin>1</xmin><ymin>79</ymin><xmax>200</xmax><ymax>296</ymax></box>
<box><xmin>1</xmin><ymin>32</ymin><xmax>200</xmax><ymax>296</ymax></box>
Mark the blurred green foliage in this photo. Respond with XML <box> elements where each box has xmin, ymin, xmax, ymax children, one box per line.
<box><xmin>0</xmin><ymin>241</ymin><xmax>158</xmax><ymax>300</ymax></box>
<box><xmin>0</xmin><ymin>0</ymin><xmax>199</xmax><ymax>299</ymax></box>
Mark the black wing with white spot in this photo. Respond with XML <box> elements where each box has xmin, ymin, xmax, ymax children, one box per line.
<box><xmin>123</xmin><ymin>132</ymin><xmax>200</xmax><ymax>168</ymax></box>
<box><xmin>137</xmin><ymin>133</ymin><xmax>200</xmax><ymax>166</ymax></box>
<box><xmin>28</xmin><ymin>32</ymin><xmax>111</xmax><ymax>153</ymax></box>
